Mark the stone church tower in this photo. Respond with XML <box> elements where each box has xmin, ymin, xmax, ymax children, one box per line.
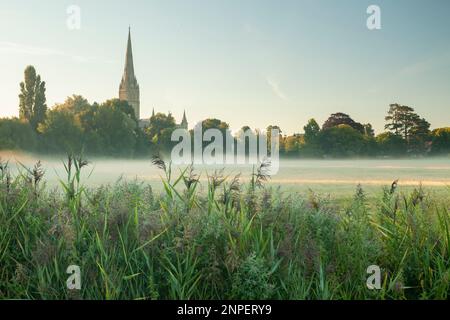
<box><xmin>119</xmin><ymin>28</ymin><xmax>140</xmax><ymax>119</ymax></box>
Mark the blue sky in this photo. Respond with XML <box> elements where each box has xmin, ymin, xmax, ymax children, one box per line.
<box><xmin>0</xmin><ymin>0</ymin><xmax>449</xmax><ymax>134</ymax></box>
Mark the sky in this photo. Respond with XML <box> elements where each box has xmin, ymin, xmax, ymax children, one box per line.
<box><xmin>0</xmin><ymin>0</ymin><xmax>449</xmax><ymax>135</ymax></box>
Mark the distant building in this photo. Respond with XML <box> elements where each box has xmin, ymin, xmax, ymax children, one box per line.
<box><xmin>139</xmin><ymin>109</ymin><xmax>189</xmax><ymax>130</ymax></box>
<box><xmin>119</xmin><ymin>27</ymin><xmax>140</xmax><ymax>121</ymax></box>
<box><xmin>180</xmin><ymin>110</ymin><xmax>188</xmax><ymax>129</ymax></box>
<box><xmin>119</xmin><ymin>28</ymin><xmax>188</xmax><ymax>130</ymax></box>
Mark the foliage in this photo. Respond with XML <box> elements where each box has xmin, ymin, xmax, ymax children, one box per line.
<box><xmin>35</xmin><ymin>96</ymin><xmax>139</xmax><ymax>156</ymax></box>
<box><xmin>145</xmin><ymin>112</ymin><xmax>177</xmax><ymax>153</ymax></box>
<box><xmin>18</xmin><ymin>66</ymin><xmax>47</xmax><ymax>131</ymax></box>
<box><xmin>201</xmin><ymin>118</ymin><xmax>230</xmax><ymax>133</ymax></box>
<box><xmin>38</xmin><ymin>105</ymin><xmax>84</xmax><ymax>153</ymax></box>
<box><xmin>318</xmin><ymin>125</ymin><xmax>367</xmax><ymax>157</ymax></box>
<box><xmin>385</xmin><ymin>104</ymin><xmax>431</xmax><ymax>153</ymax></box>
<box><xmin>375</xmin><ymin>132</ymin><xmax>406</xmax><ymax>156</ymax></box>
<box><xmin>322</xmin><ymin>113</ymin><xmax>365</xmax><ymax>134</ymax></box>
<box><xmin>1</xmin><ymin>70</ymin><xmax>449</xmax><ymax>159</ymax></box>
<box><xmin>0</xmin><ymin>118</ymin><xmax>37</xmax><ymax>151</ymax></box>
<box><xmin>430</xmin><ymin>127</ymin><xmax>450</xmax><ymax>155</ymax></box>
<box><xmin>0</xmin><ymin>155</ymin><xmax>448</xmax><ymax>300</ymax></box>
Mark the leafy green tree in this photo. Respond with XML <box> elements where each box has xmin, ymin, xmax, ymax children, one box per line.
<box><xmin>430</xmin><ymin>127</ymin><xmax>450</xmax><ymax>155</ymax></box>
<box><xmin>284</xmin><ymin>135</ymin><xmax>301</xmax><ymax>156</ymax></box>
<box><xmin>91</xmin><ymin>99</ymin><xmax>138</xmax><ymax>156</ymax></box>
<box><xmin>0</xmin><ymin>118</ymin><xmax>37</xmax><ymax>151</ymax></box>
<box><xmin>19</xmin><ymin>66</ymin><xmax>47</xmax><ymax>130</ymax></box>
<box><xmin>385</xmin><ymin>104</ymin><xmax>431</xmax><ymax>154</ymax></box>
<box><xmin>38</xmin><ymin>97</ymin><xmax>138</xmax><ymax>156</ymax></box>
<box><xmin>319</xmin><ymin>124</ymin><xmax>366</xmax><ymax>157</ymax></box>
<box><xmin>361</xmin><ymin>134</ymin><xmax>378</xmax><ymax>156</ymax></box>
<box><xmin>385</xmin><ymin>104</ymin><xmax>418</xmax><ymax>141</ymax></box>
<box><xmin>38</xmin><ymin>108</ymin><xmax>84</xmax><ymax>153</ymax></box>
<box><xmin>134</xmin><ymin>128</ymin><xmax>152</xmax><ymax>156</ymax></box>
<box><xmin>363</xmin><ymin>123</ymin><xmax>375</xmax><ymax>137</ymax></box>
<box><xmin>146</xmin><ymin>112</ymin><xmax>177</xmax><ymax>152</ymax></box>
<box><xmin>375</xmin><ymin>132</ymin><xmax>406</xmax><ymax>156</ymax></box>
<box><xmin>301</xmin><ymin>119</ymin><xmax>322</xmax><ymax>157</ymax></box>
<box><xmin>304</xmin><ymin>119</ymin><xmax>320</xmax><ymax>144</ymax></box>
<box><xmin>201</xmin><ymin>118</ymin><xmax>230</xmax><ymax>133</ymax></box>
<box><xmin>322</xmin><ymin>113</ymin><xmax>365</xmax><ymax>134</ymax></box>
<box><xmin>52</xmin><ymin>95</ymin><xmax>91</xmax><ymax>114</ymax></box>
<box><xmin>409</xmin><ymin>117</ymin><xmax>431</xmax><ymax>154</ymax></box>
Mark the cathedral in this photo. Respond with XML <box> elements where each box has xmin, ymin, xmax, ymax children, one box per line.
<box><xmin>119</xmin><ymin>28</ymin><xmax>188</xmax><ymax>129</ymax></box>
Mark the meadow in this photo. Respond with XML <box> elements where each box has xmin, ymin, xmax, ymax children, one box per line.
<box><xmin>0</xmin><ymin>154</ymin><xmax>449</xmax><ymax>300</ymax></box>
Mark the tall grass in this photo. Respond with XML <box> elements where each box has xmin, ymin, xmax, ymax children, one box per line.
<box><xmin>0</xmin><ymin>155</ymin><xmax>448</xmax><ymax>300</ymax></box>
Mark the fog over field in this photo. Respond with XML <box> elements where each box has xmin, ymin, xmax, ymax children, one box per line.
<box><xmin>2</xmin><ymin>151</ymin><xmax>449</xmax><ymax>196</ymax></box>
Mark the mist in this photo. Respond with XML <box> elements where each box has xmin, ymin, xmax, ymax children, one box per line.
<box><xmin>2</xmin><ymin>151</ymin><xmax>449</xmax><ymax>196</ymax></box>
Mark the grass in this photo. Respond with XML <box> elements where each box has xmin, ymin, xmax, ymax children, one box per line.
<box><xmin>0</xmin><ymin>155</ymin><xmax>449</xmax><ymax>300</ymax></box>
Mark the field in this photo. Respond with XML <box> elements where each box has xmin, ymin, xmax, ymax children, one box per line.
<box><xmin>0</xmin><ymin>154</ymin><xmax>449</xmax><ymax>299</ymax></box>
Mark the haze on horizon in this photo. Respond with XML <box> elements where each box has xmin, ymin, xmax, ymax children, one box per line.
<box><xmin>0</xmin><ymin>0</ymin><xmax>449</xmax><ymax>135</ymax></box>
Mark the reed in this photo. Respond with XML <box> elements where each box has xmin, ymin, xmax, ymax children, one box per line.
<box><xmin>0</xmin><ymin>155</ymin><xmax>448</xmax><ymax>300</ymax></box>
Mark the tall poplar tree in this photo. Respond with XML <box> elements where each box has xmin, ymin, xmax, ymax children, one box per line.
<box><xmin>19</xmin><ymin>65</ymin><xmax>47</xmax><ymax>130</ymax></box>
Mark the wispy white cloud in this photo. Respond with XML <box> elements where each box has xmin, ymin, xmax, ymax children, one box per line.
<box><xmin>0</xmin><ymin>41</ymin><xmax>117</xmax><ymax>64</ymax></box>
<box><xmin>266</xmin><ymin>77</ymin><xmax>288</xmax><ymax>101</ymax></box>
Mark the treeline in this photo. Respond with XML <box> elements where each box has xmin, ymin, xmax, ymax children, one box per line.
<box><xmin>0</xmin><ymin>96</ymin><xmax>149</xmax><ymax>157</ymax></box>
<box><xmin>0</xmin><ymin>66</ymin><xmax>150</xmax><ymax>157</ymax></box>
<box><xmin>279</xmin><ymin>108</ymin><xmax>450</xmax><ymax>158</ymax></box>
<box><xmin>0</xmin><ymin>65</ymin><xmax>449</xmax><ymax>158</ymax></box>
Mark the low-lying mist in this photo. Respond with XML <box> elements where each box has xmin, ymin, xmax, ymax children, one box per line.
<box><xmin>1</xmin><ymin>151</ymin><xmax>449</xmax><ymax>195</ymax></box>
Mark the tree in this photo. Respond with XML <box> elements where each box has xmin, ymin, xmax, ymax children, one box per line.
<box><xmin>201</xmin><ymin>118</ymin><xmax>230</xmax><ymax>134</ymax></box>
<box><xmin>92</xmin><ymin>100</ymin><xmax>137</xmax><ymax>156</ymax></box>
<box><xmin>409</xmin><ymin>117</ymin><xmax>431</xmax><ymax>154</ymax></box>
<box><xmin>0</xmin><ymin>118</ymin><xmax>37</xmax><ymax>151</ymax></box>
<box><xmin>38</xmin><ymin>108</ymin><xmax>84</xmax><ymax>153</ymax></box>
<box><xmin>385</xmin><ymin>104</ymin><xmax>418</xmax><ymax>142</ymax></box>
<box><xmin>38</xmin><ymin>97</ymin><xmax>138</xmax><ymax>156</ymax></box>
<box><xmin>322</xmin><ymin>113</ymin><xmax>365</xmax><ymax>134</ymax></box>
<box><xmin>363</xmin><ymin>123</ymin><xmax>375</xmax><ymax>137</ymax></box>
<box><xmin>146</xmin><ymin>112</ymin><xmax>177</xmax><ymax>152</ymax></box>
<box><xmin>52</xmin><ymin>95</ymin><xmax>91</xmax><ymax>114</ymax></box>
<box><xmin>301</xmin><ymin>119</ymin><xmax>322</xmax><ymax>157</ymax></box>
<box><xmin>284</xmin><ymin>135</ymin><xmax>301</xmax><ymax>156</ymax></box>
<box><xmin>19</xmin><ymin>66</ymin><xmax>47</xmax><ymax>130</ymax></box>
<box><xmin>430</xmin><ymin>127</ymin><xmax>450</xmax><ymax>155</ymax></box>
<box><xmin>319</xmin><ymin>124</ymin><xmax>366</xmax><ymax>157</ymax></box>
<box><xmin>375</xmin><ymin>132</ymin><xmax>406</xmax><ymax>156</ymax></box>
<box><xmin>303</xmin><ymin>119</ymin><xmax>320</xmax><ymax>144</ymax></box>
<box><xmin>385</xmin><ymin>104</ymin><xmax>431</xmax><ymax>153</ymax></box>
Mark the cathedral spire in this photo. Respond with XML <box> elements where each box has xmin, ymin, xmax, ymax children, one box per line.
<box><xmin>119</xmin><ymin>27</ymin><xmax>140</xmax><ymax>119</ymax></box>
<box><xmin>181</xmin><ymin>110</ymin><xmax>188</xmax><ymax>129</ymax></box>
<box><xmin>124</xmin><ymin>27</ymin><xmax>135</xmax><ymax>81</ymax></box>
